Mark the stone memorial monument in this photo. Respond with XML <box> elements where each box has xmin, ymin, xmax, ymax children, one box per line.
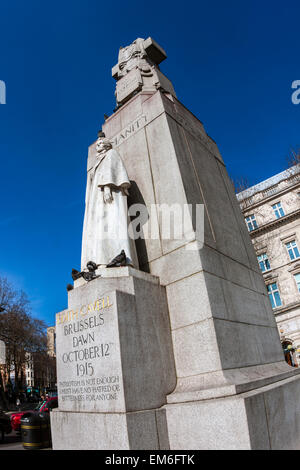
<box><xmin>51</xmin><ymin>37</ymin><xmax>300</xmax><ymax>450</ymax></box>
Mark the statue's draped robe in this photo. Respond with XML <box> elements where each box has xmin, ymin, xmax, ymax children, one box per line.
<box><xmin>81</xmin><ymin>148</ymin><xmax>138</xmax><ymax>270</ymax></box>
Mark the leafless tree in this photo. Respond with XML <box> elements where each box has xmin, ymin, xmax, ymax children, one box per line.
<box><xmin>286</xmin><ymin>148</ymin><xmax>300</xmax><ymax>168</ymax></box>
<box><xmin>285</xmin><ymin>149</ymin><xmax>300</xmax><ymax>185</ymax></box>
<box><xmin>231</xmin><ymin>176</ymin><xmax>251</xmax><ymax>195</ymax></box>
<box><xmin>0</xmin><ymin>277</ymin><xmax>48</xmax><ymax>405</ymax></box>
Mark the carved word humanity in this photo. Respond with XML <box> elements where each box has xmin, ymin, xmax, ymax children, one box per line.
<box><xmin>112</xmin><ymin>115</ymin><xmax>147</xmax><ymax>147</ymax></box>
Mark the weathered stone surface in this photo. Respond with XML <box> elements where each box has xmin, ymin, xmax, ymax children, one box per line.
<box><xmin>165</xmin><ymin>373</ymin><xmax>300</xmax><ymax>449</ymax></box>
<box><xmin>166</xmin><ymin>271</ymin><xmax>227</xmax><ymax>330</ymax></box>
<box><xmin>55</xmin><ymin>271</ymin><xmax>176</xmax><ymax>415</ymax></box>
<box><xmin>103</xmin><ymin>89</ymin><xmax>294</xmax><ymax>383</ymax></box>
<box><xmin>165</xmin><ymin>396</ymin><xmax>252</xmax><ymax>450</ymax></box>
<box><xmin>52</xmin><ymin>267</ymin><xmax>176</xmax><ymax>449</ymax></box>
<box><xmin>51</xmin><ymin>408</ymin><xmax>165</xmax><ymax>450</ymax></box>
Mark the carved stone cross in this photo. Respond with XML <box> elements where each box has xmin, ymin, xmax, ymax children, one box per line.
<box><xmin>111</xmin><ymin>37</ymin><xmax>176</xmax><ymax>107</ymax></box>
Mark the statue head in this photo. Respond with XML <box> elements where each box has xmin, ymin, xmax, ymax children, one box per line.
<box><xmin>96</xmin><ymin>137</ymin><xmax>113</xmax><ymax>153</ymax></box>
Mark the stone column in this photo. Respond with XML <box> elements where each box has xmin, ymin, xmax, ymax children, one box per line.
<box><xmin>100</xmin><ymin>90</ymin><xmax>293</xmax><ymax>385</ymax></box>
<box><xmin>97</xmin><ymin>85</ymin><xmax>300</xmax><ymax>448</ymax></box>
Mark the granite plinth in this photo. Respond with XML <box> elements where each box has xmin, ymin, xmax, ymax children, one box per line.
<box><xmin>51</xmin><ymin>268</ymin><xmax>176</xmax><ymax>449</ymax></box>
<box><xmin>164</xmin><ymin>373</ymin><xmax>300</xmax><ymax>450</ymax></box>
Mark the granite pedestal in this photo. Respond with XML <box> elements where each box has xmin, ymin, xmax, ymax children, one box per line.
<box><xmin>51</xmin><ymin>268</ymin><xmax>176</xmax><ymax>450</ymax></box>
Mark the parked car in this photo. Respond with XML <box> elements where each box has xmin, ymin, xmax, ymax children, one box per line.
<box><xmin>10</xmin><ymin>396</ymin><xmax>58</xmax><ymax>432</ymax></box>
<box><xmin>0</xmin><ymin>410</ymin><xmax>12</xmax><ymax>442</ymax></box>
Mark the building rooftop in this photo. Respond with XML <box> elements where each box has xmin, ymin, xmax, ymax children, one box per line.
<box><xmin>237</xmin><ymin>164</ymin><xmax>300</xmax><ymax>202</ymax></box>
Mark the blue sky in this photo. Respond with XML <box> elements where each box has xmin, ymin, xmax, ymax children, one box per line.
<box><xmin>0</xmin><ymin>0</ymin><xmax>299</xmax><ymax>326</ymax></box>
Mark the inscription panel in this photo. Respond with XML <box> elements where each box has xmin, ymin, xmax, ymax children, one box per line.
<box><xmin>116</xmin><ymin>68</ymin><xmax>142</xmax><ymax>104</ymax></box>
<box><xmin>56</xmin><ymin>291</ymin><xmax>125</xmax><ymax>412</ymax></box>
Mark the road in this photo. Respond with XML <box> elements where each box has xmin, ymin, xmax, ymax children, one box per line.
<box><xmin>0</xmin><ymin>430</ymin><xmax>23</xmax><ymax>450</ymax></box>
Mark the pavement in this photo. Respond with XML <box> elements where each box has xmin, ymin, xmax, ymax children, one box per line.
<box><xmin>0</xmin><ymin>430</ymin><xmax>24</xmax><ymax>450</ymax></box>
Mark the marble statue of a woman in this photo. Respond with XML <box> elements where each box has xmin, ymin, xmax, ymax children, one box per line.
<box><xmin>81</xmin><ymin>134</ymin><xmax>138</xmax><ymax>270</ymax></box>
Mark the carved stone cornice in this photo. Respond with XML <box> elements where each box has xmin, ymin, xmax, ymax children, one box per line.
<box><xmin>273</xmin><ymin>300</ymin><xmax>300</xmax><ymax>317</ymax></box>
<box><xmin>249</xmin><ymin>208</ymin><xmax>300</xmax><ymax>238</ymax></box>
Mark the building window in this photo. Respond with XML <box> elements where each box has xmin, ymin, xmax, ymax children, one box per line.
<box><xmin>272</xmin><ymin>202</ymin><xmax>285</xmax><ymax>219</ymax></box>
<box><xmin>245</xmin><ymin>214</ymin><xmax>258</xmax><ymax>232</ymax></box>
<box><xmin>257</xmin><ymin>253</ymin><xmax>271</xmax><ymax>272</ymax></box>
<box><xmin>294</xmin><ymin>273</ymin><xmax>300</xmax><ymax>293</ymax></box>
<box><xmin>286</xmin><ymin>240</ymin><xmax>300</xmax><ymax>261</ymax></box>
<box><xmin>267</xmin><ymin>282</ymin><xmax>282</xmax><ymax>308</ymax></box>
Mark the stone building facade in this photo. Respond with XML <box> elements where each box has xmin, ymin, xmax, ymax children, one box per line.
<box><xmin>25</xmin><ymin>352</ymin><xmax>34</xmax><ymax>388</ymax></box>
<box><xmin>237</xmin><ymin>164</ymin><xmax>300</xmax><ymax>365</ymax></box>
<box><xmin>47</xmin><ymin>327</ymin><xmax>56</xmax><ymax>358</ymax></box>
<box><xmin>23</xmin><ymin>329</ymin><xmax>56</xmax><ymax>391</ymax></box>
